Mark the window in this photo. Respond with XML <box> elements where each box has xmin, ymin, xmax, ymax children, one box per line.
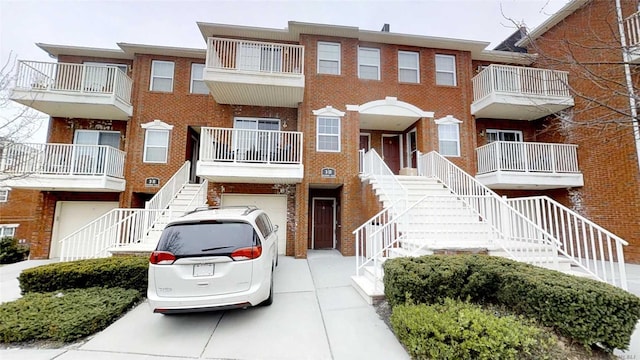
<box><xmin>435</xmin><ymin>54</ymin><xmax>456</xmax><ymax>86</ymax></box>
<box><xmin>73</xmin><ymin>130</ymin><xmax>120</xmax><ymax>174</ymax></box>
<box><xmin>358</xmin><ymin>47</ymin><xmax>380</xmax><ymax>80</ymax></box>
<box><xmin>398</xmin><ymin>51</ymin><xmax>419</xmax><ymax>83</ymax></box>
<box><xmin>435</xmin><ymin>115</ymin><xmax>462</xmax><ymax>157</ymax></box>
<box><xmin>233</xmin><ymin>118</ymin><xmax>280</xmax><ymax>161</ymax></box>
<box><xmin>0</xmin><ymin>224</ymin><xmax>17</xmax><ymax>237</ymax></box>
<box><xmin>190</xmin><ymin>63</ymin><xmax>208</xmax><ymax>94</ymax></box>
<box><xmin>0</xmin><ymin>189</ymin><xmax>8</xmax><ymax>202</ymax></box>
<box><xmin>141</xmin><ymin>120</ymin><xmax>173</xmax><ymax>163</ymax></box>
<box><xmin>317</xmin><ymin>117</ymin><xmax>341</xmax><ymax>152</ymax></box>
<box><xmin>150</xmin><ymin>60</ymin><xmax>175</xmax><ymax>92</ymax></box>
<box><xmin>486</xmin><ymin>129</ymin><xmax>523</xmax><ymax>143</ymax></box>
<box><xmin>318</xmin><ymin>42</ymin><xmax>341</xmax><ymax>75</ymax></box>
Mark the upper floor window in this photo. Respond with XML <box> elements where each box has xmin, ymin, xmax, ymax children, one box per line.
<box><xmin>74</xmin><ymin>130</ymin><xmax>120</xmax><ymax>148</ymax></box>
<box><xmin>141</xmin><ymin>120</ymin><xmax>173</xmax><ymax>163</ymax></box>
<box><xmin>0</xmin><ymin>189</ymin><xmax>9</xmax><ymax>202</ymax></box>
<box><xmin>486</xmin><ymin>129</ymin><xmax>523</xmax><ymax>143</ymax></box>
<box><xmin>398</xmin><ymin>51</ymin><xmax>419</xmax><ymax>83</ymax></box>
<box><xmin>313</xmin><ymin>106</ymin><xmax>345</xmax><ymax>152</ymax></box>
<box><xmin>358</xmin><ymin>47</ymin><xmax>380</xmax><ymax>80</ymax></box>
<box><xmin>150</xmin><ymin>60</ymin><xmax>175</xmax><ymax>92</ymax></box>
<box><xmin>435</xmin><ymin>115</ymin><xmax>462</xmax><ymax>157</ymax></box>
<box><xmin>435</xmin><ymin>54</ymin><xmax>456</xmax><ymax>86</ymax></box>
<box><xmin>190</xmin><ymin>63</ymin><xmax>208</xmax><ymax>94</ymax></box>
<box><xmin>318</xmin><ymin>42</ymin><xmax>341</xmax><ymax>75</ymax></box>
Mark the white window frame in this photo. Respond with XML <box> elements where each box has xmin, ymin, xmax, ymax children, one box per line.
<box><xmin>435</xmin><ymin>115</ymin><xmax>462</xmax><ymax>157</ymax></box>
<box><xmin>0</xmin><ymin>189</ymin><xmax>9</xmax><ymax>202</ymax></box>
<box><xmin>358</xmin><ymin>47</ymin><xmax>380</xmax><ymax>80</ymax></box>
<box><xmin>435</xmin><ymin>54</ymin><xmax>457</xmax><ymax>86</ymax></box>
<box><xmin>0</xmin><ymin>224</ymin><xmax>18</xmax><ymax>238</ymax></box>
<box><xmin>150</xmin><ymin>60</ymin><xmax>175</xmax><ymax>92</ymax></box>
<box><xmin>486</xmin><ymin>129</ymin><xmax>523</xmax><ymax>142</ymax></box>
<box><xmin>317</xmin><ymin>42</ymin><xmax>341</xmax><ymax>75</ymax></box>
<box><xmin>190</xmin><ymin>63</ymin><xmax>208</xmax><ymax>94</ymax></box>
<box><xmin>141</xmin><ymin>120</ymin><xmax>173</xmax><ymax>163</ymax></box>
<box><xmin>398</xmin><ymin>51</ymin><xmax>419</xmax><ymax>83</ymax></box>
<box><xmin>312</xmin><ymin>106</ymin><xmax>346</xmax><ymax>153</ymax></box>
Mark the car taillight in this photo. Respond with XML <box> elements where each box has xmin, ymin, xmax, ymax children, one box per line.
<box><xmin>231</xmin><ymin>246</ymin><xmax>262</xmax><ymax>261</ymax></box>
<box><xmin>149</xmin><ymin>251</ymin><xmax>176</xmax><ymax>265</ymax></box>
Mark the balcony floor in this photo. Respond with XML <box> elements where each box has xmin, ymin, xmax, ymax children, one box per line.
<box><xmin>471</xmin><ymin>93</ymin><xmax>574</xmax><ymax>120</ymax></box>
<box><xmin>2</xmin><ymin>174</ymin><xmax>125</xmax><ymax>192</ymax></box>
<box><xmin>476</xmin><ymin>170</ymin><xmax>584</xmax><ymax>190</ymax></box>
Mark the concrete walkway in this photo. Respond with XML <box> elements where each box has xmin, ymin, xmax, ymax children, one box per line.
<box><xmin>0</xmin><ymin>250</ymin><xmax>409</xmax><ymax>360</ymax></box>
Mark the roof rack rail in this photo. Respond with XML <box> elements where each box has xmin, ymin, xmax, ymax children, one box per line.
<box><xmin>184</xmin><ymin>205</ymin><xmax>259</xmax><ymax>216</ymax></box>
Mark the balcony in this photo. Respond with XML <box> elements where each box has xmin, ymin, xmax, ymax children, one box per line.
<box><xmin>197</xmin><ymin>127</ymin><xmax>303</xmax><ymax>184</ymax></box>
<box><xmin>624</xmin><ymin>11</ymin><xmax>640</xmax><ymax>63</ymax></box>
<box><xmin>0</xmin><ymin>143</ymin><xmax>126</xmax><ymax>192</ymax></box>
<box><xmin>10</xmin><ymin>61</ymin><xmax>133</xmax><ymax>120</ymax></box>
<box><xmin>204</xmin><ymin>38</ymin><xmax>305</xmax><ymax>108</ymax></box>
<box><xmin>475</xmin><ymin>141</ymin><xmax>584</xmax><ymax>190</ymax></box>
<box><xmin>471</xmin><ymin>64</ymin><xmax>574</xmax><ymax>120</ymax></box>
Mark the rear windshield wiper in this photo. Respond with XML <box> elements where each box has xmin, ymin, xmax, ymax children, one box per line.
<box><xmin>201</xmin><ymin>245</ymin><xmax>233</xmax><ymax>252</ymax></box>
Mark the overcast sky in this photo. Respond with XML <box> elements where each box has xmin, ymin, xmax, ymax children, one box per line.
<box><xmin>0</xmin><ymin>0</ymin><xmax>570</xmax><ymax>143</ymax></box>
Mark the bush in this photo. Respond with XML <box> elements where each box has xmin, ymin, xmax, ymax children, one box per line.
<box><xmin>0</xmin><ymin>236</ymin><xmax>30</xmax><ymax>264</ymax></box>
<box><xmin>0</xmin><ymin>287</ymin><xmax>141</xmax><ymax>343</ymax></box>
<box><xmin>383</xmin><ymin>255</ymin><xmax>640</xmax><ymax>351</ymax></box>
<box><xmin>19</xmin><ymin>256</ymin><xmax>149</xmax><ymax>294</ymax></box>
<box><xmin>390</xmin><ymin>298</ymin><xmax>558</xmax><ymax>360</ymax></box>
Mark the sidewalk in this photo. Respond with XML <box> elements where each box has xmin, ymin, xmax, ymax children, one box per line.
<box><xmin>0</xmin><ymin>250</ymin><xmax>409</xmax><ymax>360</ymax></box>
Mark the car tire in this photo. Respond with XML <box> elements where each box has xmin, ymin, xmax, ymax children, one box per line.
<box><xmin>261</xmin><ymin>268</ymin><xmax>274</xmax><ymax>306</ymax></box>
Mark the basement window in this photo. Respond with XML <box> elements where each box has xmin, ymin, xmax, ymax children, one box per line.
<box><xmin>0</xmin><ymin>224</ymin><xmax>17</xmax><ymax>237</ymax></box>
<box><xmin>0</xmin><ymin>189</ymin><xmax>8</xmax><ymax>202</ymax></box>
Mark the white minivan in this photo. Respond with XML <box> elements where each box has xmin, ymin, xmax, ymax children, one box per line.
<box><xmin>147</xmin><ymin>206</ymin><xmax>278</xmax><ymax>314</ymax></box>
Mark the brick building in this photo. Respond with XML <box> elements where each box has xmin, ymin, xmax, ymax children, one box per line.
<box><xmin>1</xmin><ymin>1</ymin><xmax>638</xmax><ymax>280</ymax></box>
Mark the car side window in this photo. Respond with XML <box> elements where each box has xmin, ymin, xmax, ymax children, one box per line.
<box><xmin>255</xmin><ymin>215</ymin><xmax>270</xmax><ymax>239</ymax></box>
<box><xmin>263</xmin><ymin>214</ymin><xmax>274</xmax><ymax>234</ymax></box>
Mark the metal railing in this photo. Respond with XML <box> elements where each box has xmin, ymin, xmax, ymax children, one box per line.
<box><xmin>206</xmin><ymin>37</ymin><xmax>304</xmax><ymax>75</ymax></box>
<box><xmin>508</xmin><ymin>196</ymin><xmax>628</xmax><ymax>289</ymax></box>
<box><xmin>200</xmin><ymin>127</ymin><xmax>303</xmax><ymax>164</ymax></box>
<box><xmin>359</xmin><ymin>149</ymin><xmax>408</xmax><ymax>214</ymax></box>
<box><xmin>625</xmin><ymin>11</ymin><xmax>640</xmax><ymax>47</ymax></box>
<box><xmin>476</xmin><ymin>141</ymin><xmax>580</xmax><ymax>174</ymax></box>
<box><xmin>14</xmin><ymin>60</ymin><xmax>133</xmax><ymax>105</ymax></box>
<box><xmin>145</xmin><ymin>161</ymin><xmax>191</xmax><ymax>211</ymax></box>
<box><xmin>0</xmin><ymin>143</ymin><xmax>125</xmax><ymax>178</ymax></box>
<box><xmin>472</xmin><ymin>64</ymin><xmax>570</xmax><ymax>102</ymax></box>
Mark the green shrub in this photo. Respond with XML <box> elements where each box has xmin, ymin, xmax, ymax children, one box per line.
<box><xmin>0</xmin><ymin>287</ymin><xmax>141</xmax><ymax>343</ymax></box>
<box><xmin>0</xmin><ymin>236</ymin><xmax>30</xmax><ymax>264</ymax></box>
<box><xmin>390</xmin><ymin>298</ymin><xmax>558</xmax><ymax>360</ymax></box>
<box><xmin>383</xmin><ymin>255</ymin><xmax>640</xmax><ymax>351</ymax></box>
<box><xmin>19</xmin><ymin>256</ymin><xmax>149</xmax><ymax>294</ymax></box>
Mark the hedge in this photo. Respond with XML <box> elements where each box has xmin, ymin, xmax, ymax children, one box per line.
<box><xmin>0</xmin><ymin>287</ymin><xmax>141</xmax><ymax>343</ymax></box>
<box><xmin>19</xmin><ymin>256</ymin><xmax>149</xmax><ymax>294</ymax></box>
<box><xmin>0</xmin><ymin>236</ymin><xmax>30</xmax><ymax>264</ymax></box>
<box><xmin>390</xmin><ymin>298</ymin><xmax>559</xmax><ymax>360</ymax></box>
<box><xmin>383</xmin><ymin>255</ymin><xmax>640</xmax><ymax>351</ymax></box>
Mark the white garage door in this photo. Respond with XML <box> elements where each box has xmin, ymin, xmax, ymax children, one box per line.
<box><xmin>50</xmin><ymin>201</ymin><xmax>119</xmax><ymax>258</ymax></box>
<box><xmin>222</xmin><ymin>194</ymin><xmax>287</xmax><ymax>255</ymax></box>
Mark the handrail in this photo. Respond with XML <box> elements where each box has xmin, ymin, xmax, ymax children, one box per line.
<box><xmin>145</xmin><ymin>161</ymin><xmax>190</xmax><ymax>211</ymax></box>
<box><xmin>476</xmin><ymin>141</ymin><xmax>580</xmax><ymax>174</ymax></box>
<box><xmin>471</xmin><ymin>64</ymin><xmax>570</xmax><ymax>102</ymax></box>
<box><xmin>206</xmin><ymin>37</ymin><xmax>305</xmax><ymax>75</ymax></box>
<box><xmin>625</xmin><ymin>10</ymin><xmax>640</xmax><ymax>47</ymax></box>
<box><xmin>360</xmin><ymin>149</ymin><xmax>408</xmax><ymax>215</ymax></box>
<box><xmin>508</xmin><ymin>196</ymin><xmax>628</xmax><ymax>289</ymax></box>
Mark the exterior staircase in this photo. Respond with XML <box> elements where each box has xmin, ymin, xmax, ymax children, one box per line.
<box><xmin>59</xmin><ymin>161</ymin><xmax>208</xmax><ymax>261</ymax></box>
<box><xmin>352</xmin><ymin>150</ymin><xmax>628</xmax><ymax>304</ymax></box>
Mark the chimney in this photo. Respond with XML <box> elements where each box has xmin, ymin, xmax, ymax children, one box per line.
<box><xmin>381</xmin><ymin>23</ymin><xmax>390</xmax><ymax>32</ymax></box>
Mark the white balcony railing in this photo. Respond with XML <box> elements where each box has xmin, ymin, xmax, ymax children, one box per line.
<box><xmin>14</xmin><ymin>61</ymin><xmax>133</xmax><ymax>105</ymax></box>
<box><xmin>625</xmin><ymin>11</ymin><xmax>640</xmax><ymax>47</ymax></box>
<box><xmin>200</xmin><ymin>127</ymin><xmax>303</xmax><ymax>164</ymax></box>
<box><xmin>206</xmin><ymin>37</ymin><xmax>304</xmax><ymax>75</ymax></box>
<box><xmin>472</xmin><ymin>64</ymin><xmax>571</xmax><ymax>102</ymax></box>
<box><xmin>0</xmin><ymin>143</ymin><xmax>125</xmax><ymax>178</ymax></box>
<box><xmin>476</xmin><ymin>141</ymin><xmax>580</xmax><ymax>175</ymax></box>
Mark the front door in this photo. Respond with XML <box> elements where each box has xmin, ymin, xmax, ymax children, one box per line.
<box><xmin>312</xmin><ymin>198</ymin><xmax>335</xmax><ymax>249</ymax></box>
<box><xmin>382</xmin><ymin>135</ymin><xmax>401</xmax><ymax>174</ymax></box>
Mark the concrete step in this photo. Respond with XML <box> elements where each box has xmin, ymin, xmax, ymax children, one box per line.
<box><xmin>351</xmin><ymin>274</ymin><xmax>385</xmax><ymax>305</ymax></box>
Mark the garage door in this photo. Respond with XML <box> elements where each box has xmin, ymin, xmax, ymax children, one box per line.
<box><xmin>50</xmin><ymin>201</ymin><xmax>119</xmax><ymax>258</ymax></box>
<box><xmin>221</xmin><ymin>194</ymin><xmax>287</xmax><ymax>255</ymax></box>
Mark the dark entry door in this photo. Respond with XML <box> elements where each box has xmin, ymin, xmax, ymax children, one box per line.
<box><xmin>313</xmin><ymin>199</ymin><xmax>335</xmax><ymax>249</ymax></box>
<box><xmin>359</xmin><ymin>134</ymin><xmax>370</xmax><ymax>151</ymax></box>
<box><xmin>383</xmin><ymin>135</ymin><xmax>401</xmax><ymax>174</ymax></box>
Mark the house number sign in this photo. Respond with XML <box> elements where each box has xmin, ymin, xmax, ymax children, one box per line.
<box><xmin>321</xmin><ymin>167</ymin><xmax>336</xmax><ymax>178</ymax></box>
<box><xmin>145</xmin><ymin>177</ymin><xmax>160</xmax><ymax>187</ymax></box>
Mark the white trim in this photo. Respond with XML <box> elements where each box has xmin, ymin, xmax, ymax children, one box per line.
<box><xmin>316</xmin><ymin>116</ymin><xmax>341</xmax><ymax>152</ymax></box>
<box><xmin>0</xmin><ymin>224</ymin><xmax>18</xmax><ymax>238</ymax></box>
<box><xmin>150</xmin><ymin>60</ymin><xmax>175</xmax><ymax>92</ymax></box>
<box><xmin>435</xmin><ymin>54</ymin><xmax>457</xmax><ymax>86</ymax></box>
<box><xmin>141</xmin><ymin>119</ymin><xmax>174</xmax><ymax>130</ymax></box>
<box><xmin>311</xmin><ymin>197</ymin><xmax>336</xmax><ymax>249</ymax></box>
<box><xmin>358</xmin><ymin>46</ymin><xmax>380</xmax><ymax>80</ymax></box>
<box><xmin>312</xmin><ymin>105</ymin><xmax>345</xmax><ymax>117</ymax></box>
<box><xmin>406</xmin><ymin>128</ymin><xmax>417</xmax><ymax>168</ymax></box>
<box><xmin>0</xmin><ymin>189</ymin><xmax>9</xmax><ymax>202</ymax></box>
<box><xmin>435</xmin><ymin>115</ymin><xmax>462</xmax><ymax>157</ymax></box>
<box><xmin>317</xmin><ymin>41</ymin><xmax>341</xmax><ymax>75</ymax></box>
<box><xmin>142</xmin><ymin>120</ymin><xmax>173</xmax><ymax>164</ymax></box>
<box><xmin>359</xmin><ymin>133</ymin><xmax>371</xmax><ymax>150</ymax></box>
<box><xmin>382</xmin><ymin>134</ymin><xmax>404</xmax><ymax>169</ymax></box>
<box><xmin>346</xmin><ymin>97</ymin><xmax>434</xmax><ymax>118</ymax></box>
<box><xmin>398</xmin><ymin>51</ymin><xmax>419</xmax><ymax>83</ymax></box>
<box><xmin>190</xmin><ymin>63</ymin><xmax>208</xmax><ymax>94</ymax></box>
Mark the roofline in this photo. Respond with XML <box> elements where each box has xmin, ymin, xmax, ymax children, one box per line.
<box><xmin>36</xmin><ymin>43</ymin><xmax>133</xmax><ymax>60</ymax></box>
<box><xmin>474</xmin><ymin>50</ymin><xmax>535</xmax><ymax>65</ymax></box>
<box><xmin>516</xmin><ymin>0</ymin><xmax>590</xmax><ymax>47</ymax></box>
<box><xmin>117</xmin><ymin>43</ymin><xmax>206</xmax><ymax>59</ymax></box>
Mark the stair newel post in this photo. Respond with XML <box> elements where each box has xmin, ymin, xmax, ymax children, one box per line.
<box><xmin>500</xmin><ymin>195</ymin><xmax>512</xmax><ymax>244</ymax></box>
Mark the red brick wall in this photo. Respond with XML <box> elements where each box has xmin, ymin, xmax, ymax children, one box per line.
<box><xmin>0</xmin><ymin>189</ymin><xmax>39</xmax><ymax>251</ymax></box>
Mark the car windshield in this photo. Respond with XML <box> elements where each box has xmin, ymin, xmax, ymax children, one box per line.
<box><xmin>156</xmin><ymin>221</ymin><xmax>258</xmax><ymax>257</ymax></box>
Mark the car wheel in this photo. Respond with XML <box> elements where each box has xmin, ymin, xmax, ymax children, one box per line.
<box><xmin>261</xmin><ymin>267</ymin><xmax>274</xmax><ymax>306</ymax></box>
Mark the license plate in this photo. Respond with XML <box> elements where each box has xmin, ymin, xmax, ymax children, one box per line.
<box><xmin>193</xmin><ymin>263</ymin><xmax>214</xmax><ymax>277</ymax></box>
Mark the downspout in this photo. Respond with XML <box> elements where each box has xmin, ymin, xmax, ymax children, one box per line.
<box><xmin>615</xmin><ymin>0</ymin><xmax>640</xmax><ymax>172</ymax></box>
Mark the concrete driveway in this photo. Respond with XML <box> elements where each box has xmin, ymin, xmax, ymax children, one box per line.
<box><xmin>0</xmin><ymin>250</ymin><xmax>409</xmax><ymax>360</ymax></box>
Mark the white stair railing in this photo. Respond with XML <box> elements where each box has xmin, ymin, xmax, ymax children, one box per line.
<box><xmin>145</xmin><ymin>161</ymin><xmax>191</xmax><ymax>211</ymax></box>
<box><xmin>359</xmin><ymin>149</ymin><xmax>408</xmax><ymax>214</ymax></box>
<box><xmin>508</xmin><ymin>196</ymin><xmax>628</xmax><ymax>289</ymax></box>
